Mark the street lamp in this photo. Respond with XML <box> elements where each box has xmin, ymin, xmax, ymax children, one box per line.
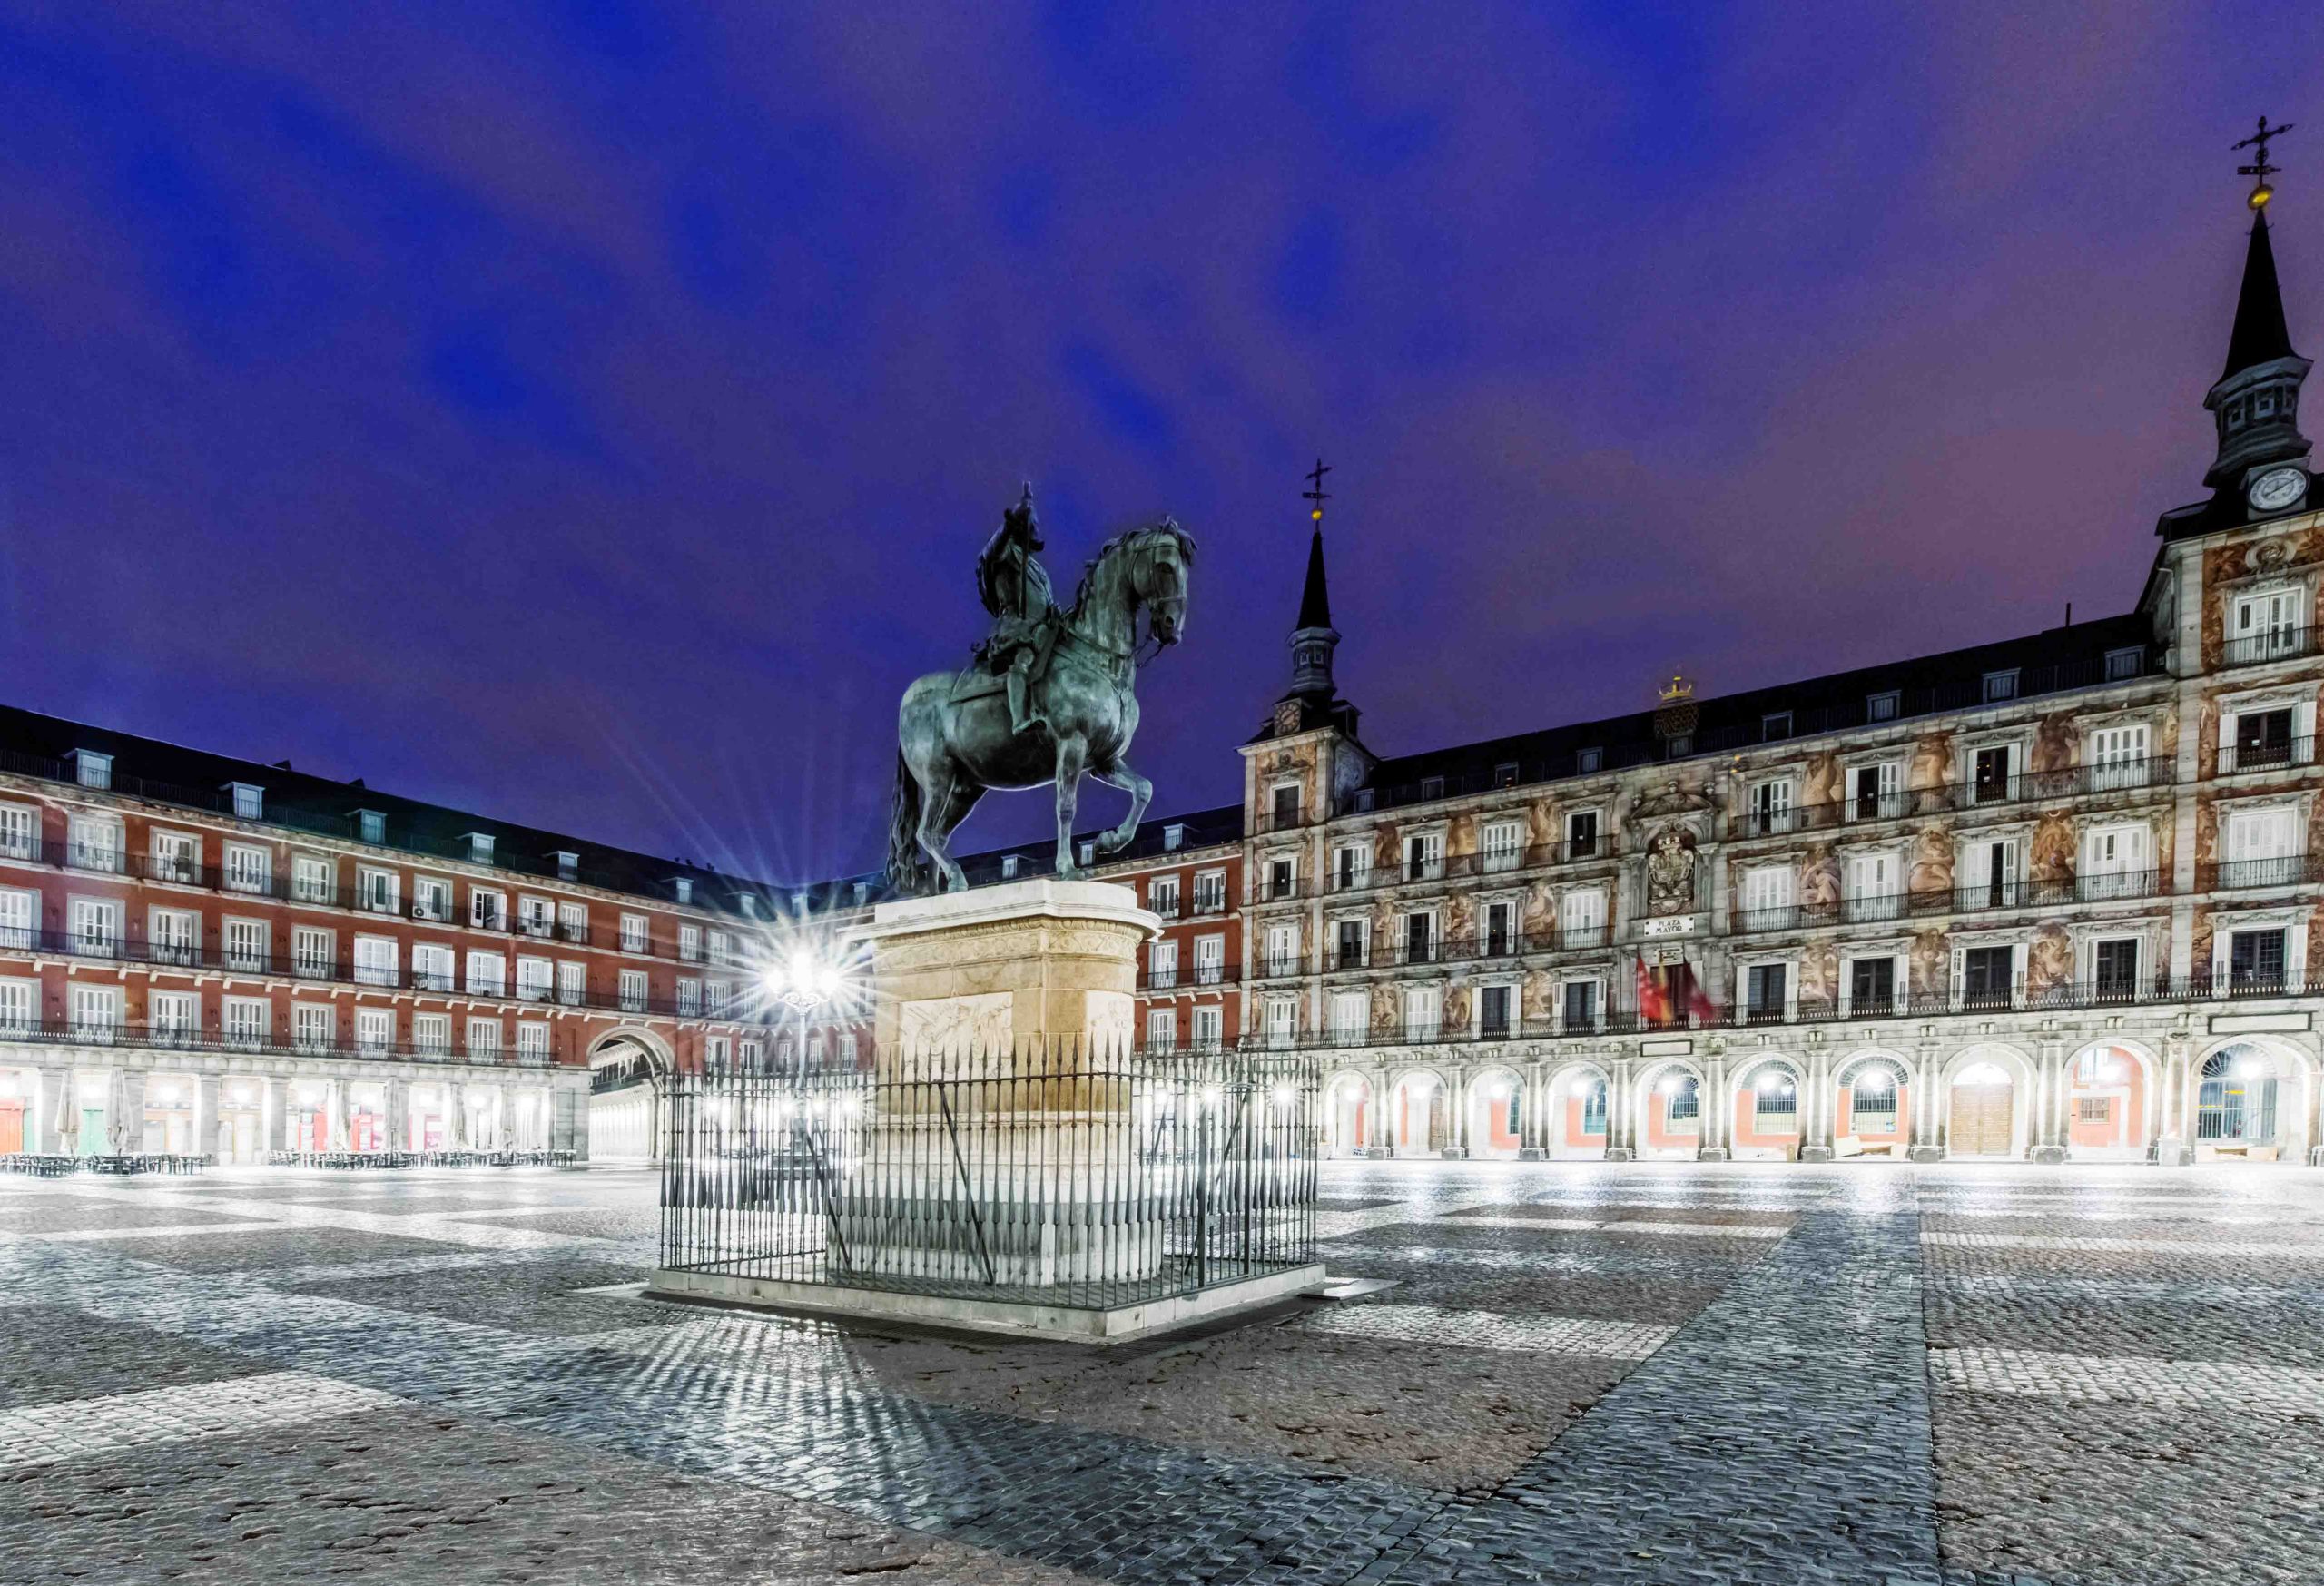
<box><xmin>761</xmin><ymin>948</ymin><xmax>848</xmax><ymax>1083</ymax></box>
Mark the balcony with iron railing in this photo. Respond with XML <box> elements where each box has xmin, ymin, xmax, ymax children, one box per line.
<box><xmin>0</xmin><ymin>1014</ymin><xmax>582</xmax><ymax>1067</ymax></box>
<box><xmin>2220</xmin><ymin>625</ymin><xmax>2317</xmax><ymax>669</ymax></box>
<box><xmin>1321</xmin><ymin>837</ymin><xmax>1613</xmax><ymax>898</ymax></box>
<box><xmin>1731</xmin><ymin>870</ymin><xmax>2166</xmax><ymax>934</ymax></box>
<box><xmin>1726</xmin><ymin>758</ymin><xmax>2176</xmax><ymax>842</ymax></box>
<box><xmin>1138</xmin><ymin>970</ymin><xmax>2321</xmax><ymax>1055</ymax></box>
<box><xmin>2201</xmin><ymin>852</ymin><xmax>2324</xmax><ymax>892</ymax></box>
<box><xmin>2217</xmin><ymin>734</ymin><xmax>2317</xmax><ymax>776</ymax></box>
<box><xmin>1247</xmin><ymin>925</ymin><xmax>1610</xmax><ymax>980</ymax></box>
<box><xmin>1137</xmin><ymin>962</ymin><xmax>1240</xmax><ymax>991</ymax></box>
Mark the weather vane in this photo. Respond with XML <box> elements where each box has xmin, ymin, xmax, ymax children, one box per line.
<box><xmin>1302</xmin><ymin>458</ymin><xmax>1332</xmax><ymax>523</ymax></box>
<box><xmin>2236</xmin><ymin>113</ymin><xmax>2294</xmax><ymax>211</ymax></box>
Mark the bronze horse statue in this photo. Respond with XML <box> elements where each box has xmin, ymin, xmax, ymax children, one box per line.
<box><xmin>889</xmin><ymin>520</ymin><xmax>1196</xmax><ymax>894</ymax></box>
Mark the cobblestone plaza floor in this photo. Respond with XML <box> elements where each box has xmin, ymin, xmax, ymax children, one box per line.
<box><xmin>3</xmin><ymin>1161</ymin><xmax>2319</xmax><ymax>1585</ymax></box>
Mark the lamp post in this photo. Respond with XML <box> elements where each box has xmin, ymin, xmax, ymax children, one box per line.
<box><xmin>761</xmin><ymin>949</ymin><xmax>845</xmax><ymax>1085</ymax></box>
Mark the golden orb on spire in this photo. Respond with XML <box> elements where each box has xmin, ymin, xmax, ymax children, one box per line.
<box><xmin>2250</xmin><ymin>181</ymin><xmax>2275</xmax><ymax>210</ymax></box>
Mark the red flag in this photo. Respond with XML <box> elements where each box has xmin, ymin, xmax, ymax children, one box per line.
<box><xmin>1687</xmin><ymin>966</ymin><xmax>1719</xmax><ymax>1026</ymax></box>
<box><xmin>1633</xmin><ymin>952</ymin><xmax>1669</xmax><ymax>1026</ymax></box>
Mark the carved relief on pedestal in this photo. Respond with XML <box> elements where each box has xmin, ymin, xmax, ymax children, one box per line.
<box><xmin>900</xmin><ymin>992</ymin><xmax>1015</xmax><ymax>1055</ymax></box>
<box><xmin>1907</xmin><ymin>824</ymin><xmax>1955</xmax><ymax>897</ymax></box>
<box><xmin>2029</xmin><ymin>811</ymin><xmax>2076</xmax><ymax>885</ymax></box>
<box><xmin>2025</xmin><ymin>921</ymin><xmax>2073</xmax><ymax>996</ymax></box>
<box><xmin>1908</xmin><ymin>930</ymin><xmax>1949</xmax><ymax>998</ymax></box>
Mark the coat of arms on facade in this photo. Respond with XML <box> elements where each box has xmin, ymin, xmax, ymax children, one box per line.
<box><xmin>1645</xmin><ymin>823</ymin><xmax>1697</xmax><ymax>915</ymax></box>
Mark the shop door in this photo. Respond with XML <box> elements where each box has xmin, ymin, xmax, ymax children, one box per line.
<box><xmin>1951</xmin><ymin>1082</ymin><xmax>2013</xmax><ymax>1156</ymax></box>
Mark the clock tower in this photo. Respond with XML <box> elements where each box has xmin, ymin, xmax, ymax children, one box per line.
<box><xmin>2205</xmin><ymin>117</ymin><xmax>2313</xmax><ymax>518</ymax></box>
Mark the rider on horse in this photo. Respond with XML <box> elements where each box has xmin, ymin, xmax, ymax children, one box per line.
<box><xmin>974</xmin><ymin>484</ymin><xmax>1057</xmax><ymax>736</ymax></box>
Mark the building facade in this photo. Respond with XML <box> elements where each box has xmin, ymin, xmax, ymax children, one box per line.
<box><xmin>1218</xmin><ymin>195</ymin><xmax>2324</xmax><ymax>1168</ymax></box>
<box><xmin>0</xmin><ymin>709</ymin><xmax>872</xmax><ymax>1165</ymax></box>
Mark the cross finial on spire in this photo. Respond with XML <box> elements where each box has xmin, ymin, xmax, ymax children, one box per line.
<box><xmin>1302</xmin><ymin>458</ymin><xmax>1332</xmax><ymax>523</ymax></box>
<box><xmin>2236</xmin><ymin>114</ymin><xmax>2295</xmax><ymax>211</ymax></box>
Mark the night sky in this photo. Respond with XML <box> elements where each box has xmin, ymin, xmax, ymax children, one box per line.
<box><xmin>2</xmin><ymin>5</ymin><xmax>2319</xmax><ymax>883</ymax></box>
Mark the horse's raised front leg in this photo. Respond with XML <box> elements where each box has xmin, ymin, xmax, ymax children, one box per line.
<box><xmin>916</xmin><ymin>763</ymin><xmax>970</xmax><ymax>892</ymax></box>
<box><xmin>1053</xmin><ymin>735</ymin><xmax>1088</xmax><ymax>880</ymax></box>
<box><xmin>1090</xmin><ymin>755</ymin><xmax>1152</xmax><ymax>854</ymax></box>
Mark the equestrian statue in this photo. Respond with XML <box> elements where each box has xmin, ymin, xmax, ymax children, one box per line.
<box><xmin>889</xmin><ymin>485</ymin><xmax>1196</xmax><ymax>894</ymax></box>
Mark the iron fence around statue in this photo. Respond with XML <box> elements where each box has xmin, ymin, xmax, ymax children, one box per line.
<box><xmin>659</xmin><ymin>1039</ymin><xmax>1319</xmax><ymax>1312</ymax></box>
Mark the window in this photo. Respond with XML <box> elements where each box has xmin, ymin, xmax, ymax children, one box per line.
<box><xmin>222</xmin><ymin>918</ymin><xmax>269</xmax><ymax>972</ymax></box>
<box><xmin>1190</xmin><ymin>1005</ymin><xmax>1223</xmax><ymax>1052</ymax></box>
<box><xmin>1560</xmin><ymin>886</ymin><xmax>1606</xmax><ymax>945</ymax></box>
<box><xmin>620</xmin><ymin>914</ymin><xmax>650</xmax><ymax>953</ymax></box>
<box><xmin>149</xmin><ymin>907</ymin><xmax>198</xmax><ymax>966</ymax></box>
<box><xmin>518</xmin><ymin>1022</ymin><xmax>552</xmax><ymax>1062</ymax></box>
<box><xmin>469</xmin><ymin>888</ymin><xmax>506</xmax><ymax>931</ymax></box>
<box><xmin>1149</xmin><ymin>876</ymin><xmax>1181</xmax><ymax>918</ymax></box>
<box><xmin>228</xmin><ymin>783</ymin><xmax>263</xmax><ymax>820</ymax></box>
<box><xmin>0</xmin><ymin>803</ymin><xmax>35</xmax><ymax>860</ymax></box>
<box><xmin>1484</xmin><ymin>901</ymin><xmax>1516</xmax><ymax>957</ymax></box>
<box><xmin>359</xmin><ymin>867</ymin><xmax>399</xmax><ymax>914</ymax></box>
<box><xmin>1752</xmin><ymin>1072</ymin><xmax>1798</xmax><ymax>1127</ymax></box>
<box><xmin>1333</xmin><ymin>917</ymin><xmax>1368</xmax><ymax>970</ymax></box>
<box><xmin>1264</xmin><ymin>921</ymin><xmax>1299</xmax><ymax>975</ymax></box>
<box><xmin>412</xmin><ymin>1012</ymin><xmax>451</xmax><ymax>1054</ymax></box>
<box><xmin>672</xmin><ymin>878</ymin><xmax>694</xmax><ymax>905</ymax></box>
<box><xmin>68</xmin><ymin>815</ymin><xmax>121</xmax><ymax>872</ymax></box>
<box><xmin>1162</xmin><ymin>823</ymin><xmax>1187</xmax><ymax>852</ymax></box>
<box><xmin>709</xmin><ymin>929</ymin><xmax>741</xmax><ymax>967</ymax></box>
<box><xmin>2229</xmin><ymin>928</ymin><xmax>2288</xmax><ymax>992</ymax></box>
<box><xmin>402</xmin><ymin>876</ymin><xmax>445</xmax><ymax>921</ymax></box>
<box><xmin>1402</xmin><ymin>911</ymin><xmax>1436</xmax><ymax>964</ymax></box>
<box><xmin>70</xmin><ymin>897</ymin><xmax>123</xmax><ymax>957</ymax></box>
<box><xmin>1846</xmin><ymin>850</ymin><xmax>1899</xmax><ymax>920</ymax></box>
<box><xmin>1748</xmin><ymin>780</ymin><xmax>1793</xmax><ymax>836</ymax></box>
<box><xmin>1482</xmin><ymin>821</ymin><xmax>1523</xmax><ymax>872</ymax></box>
<box><xmin>1848</xmin><ymin>955</ymin><xmax>1896</xmax><ymax>1014</ymax></box>
<box><xmin>222</xmin><ymin>843</ymin><xmax>270</xmax><ymax>894</ymax></box>
<box><xmin>356</xmin><ymin>1007</ymin><xmax>395</xmax><ymax>1051</ymax></box>
<box><xmin>1147</xmin><ymin>939</ymin><xmax>1178</xmax><ymax>989</ymax></box>
<box><xmin>2077</xmin><ymin>1096</ymin><xmax>2112</xmax><ymax>1125</ymax></box>
<box><xmin>1664</xmin><ymin>1075</ymin><xmax>1699</xmax><ymax>1124</ymax></box>
<box><xmin>1745</xmin><ymin>963</ymin><xmax>1788</xmax><ymax>1022</ymax></box>
<box><xmin>2222</xmin><ymin>805</ymin><xmax>2299</xmax><ymax>887</ymax></box>
<box><xmin>0</xmin><ymin>888</ymin><xmax>33</xmax><ymax>951</ymax></box>
<box><xmin>1000</xmin><ymin>853</ymin><xmax>1022</xmax><ymax>880</ymax></box>
<box><xmin>1267</xmin><ymin>855</ymin><xmax>1297</xmax><ymax>900</ymax></box>
<box><xmin>467</xmin><ymin>1018</ymin><xmax>502</xmax><ymax>1057</ymax></box>
<box><xmin>293</xmin><ymin>1003</ymin><xmax>334</xmax><ymax>1053</ymax></box>
<box><xmin>72</xmin><ymin>750</ymin><xmax>112</xmax><ymax>790</ymax></box>
<box><xmin>1848</xmin><ymin>1067</ymin><xmax>1899</xmax><ymax>1128</ymax></box>
<box><xmin>2104</xmin><ymin>646</ymin><xmax>2143</xmax><ymax>682</ymax></box>
<box><xmin>2088</xmin><ymin>724</ymin><xmax>2152</xmax><ymax>787</ymax></box>
<box><xmin>2082</xmin><ymin>824</ymin><xmax>2150</xmax><ymax>899</ymax></box>
<box><xmin>150</xmin><ymin>829</ymin><xmax>199</xmax><ymax>882</ymax></box>
<box><xmin>1331</xmin><ymin>844</ymin><xmax>1370</xmax><ymax>892</ymax></box>
<box><xmin>1271</xmin><ymin>783</ymin><xmax>1301</xmax><ymax>828</ymax></box>
<box><xmin>1079</xmin><ymin>840</ymin><xmax>1096</xmax><ymax>866</ymax></box>
<box><xmin>1329</xmin><ymin>990</ymin><xmax>1368</xmax><ymax>1046</ymax></box>
<box><xmin>1581</xmin><ymin>1079</ymin><xmax>1609</xmax><ymax>1131</ymax></box>
<box><xmin>556</xmin><ymin>961</ymin><xmax>586</xmax><ymax>1006</ymax></box>
<box><xmin>1972</xmin><ymin>744</ymin><xmax>2015</xmax><ymax>803</ymax></box>
<box><xmin>1404</xmin><ymin>830</ymin><xmax>1444</xmax><ymax>882</ymax></box>
<box><xmin>223</xmin><ymin>997</ymin><xmax>269</xmax><ymax>1049</ymax></box>
<box><xmin>2093</xmin><ymin>938</ymin><xmax>2141</xmax><ymax>999</ymax></box>
<box><xmin>516</xmin><ymin>957</ymin><xmax>553</xmax><ymax>1002</ymax></box>
<box><xmin>354</xmin><ymin>935</ymin><xmax>398</xmax><ymax>987</ymax></box>
<box><xmin>1740</xmin><ymin>865</ymin><xmax>1794</xmax><ymax>927</ymax></box>
<box><xmin>1850</xmin><ymin>762</ymin><xmax>1899</xmax><ymax>821</ymax></box>
<box><xmin>1265</xmin><ymin>996</ymin><xmax>1299</xmax><ymax>1049</ymax></box>
<box><xmin>1562</xmin><ymin>980</ymin><xmax>1600</xmax><ymax>1031</ymax></box>
<box><xmin>412</xmin><ymin>942</ymin><xmax>455</xmax><ymax>991</ymax></box>
<box><xmin>290</xmin><ymin>854</ymin><xmax>334</xmax><ymax>903</ymax></box>
<box><xmin>1982</xmin><ymin>669</ymin><xmax>2020</xmax><ymax>703</ymax></box>
<box><xmin>678</xmin><ymin>924</ymin><xmax>702</xmax><ymax>961</ymax></box>
<box><xmin>1479</xmin><ymin>984</ymin><xmax>1512</xmax><ymax>1038</ymax></box>
<box><xmin>1420</xmin><ymin>776</ymin><xmax>1444</xmax><ymax>802</ymax></box>
<box><xmin>468</xmin><ymin>833</ymin><xmax>496</xmax><ymax>865</ymax></box>
<box><xmin>1866</xmin><ymin>690</ymin><xmax>1900</xmax><ymax>723</ymax></box>
<box><xmin>148</xmin><ymin>990</ymin><xmax>197</xmax><ymax>1043</ymax></box>
<box><xmin>676</xmin><ymin>977</ymin><xmax>702</xmax><ymax>1015</ymax></box>
<box><xmin>71</xmin><ymin>984</ymin><xmax>120</xmax><ymax>1039</ymax></box>
<box><xmin>2230</xmin><ymin>588</ymin><xmax>2303</xmax><ymax>661</ymax></box>
<box><xmin>1576</xmin><ymin>747</ymin><xmax>1603</xmax><ymax>774</ymax></box>
<box><xmin>1566</xmin><ymin>809</ymin><xmax>1599</xmax><ymax>858</ymax></box>
<box><xmin>1194</xmin><ymin>870</ymin><xmax>1226</xmax><ymax>912</ymax></box>
<box><xmin>291</xmin><ymin>926</ymin><xmax>332</xmax><ymax>980</ymax></box>
<box><xmin>356</xmin><ymin>809</ymin><xmax>386</xmax><ymax>844</ymax></box>
<box><xmin>1194</xmin><ymin>934</ymin><xmax>1225</xmax><ymax>984</ymax></box>
<box><xmin>465</xmin><ymin>951</ymin><xmax>506</xmax><ymax>998</ymax></box>
<box><xmin>1402</xmin><ymin>985</ymin><xmax>1440</xmax><ymax>1042</ymax></box>
<box><xmin>1962</xmin><ymin>945</ymin><xmax>2015</xmax><ymax>1009</ymax></box>
<box><xmin>1966</xmin><ymin>837</ymin><xmax>2019</xmax><ymax>908</ymax></box>
<box><xmin>1145</xmin><ymin>1007</ymin><xmax>1176</xmax><ymax>1052</ymax></box>
<box><xmin>2227</xmin><ymin>707</ymin><xmax>2296</xmax><ymax>773</ymax></box>
<box><xmin>620</xmin><ymin>969</ymin><xmax>649</xmax><ymax>1012</ymax></box>
<box><xmin>519</xmin><ymin>896</ymin><xmax>554</xmax><ymax>938</ymax></box>
<box><xmin>1762</xmin><ymin>711</ymin><xmax>1793</xmax><ymax>741</ymax></box>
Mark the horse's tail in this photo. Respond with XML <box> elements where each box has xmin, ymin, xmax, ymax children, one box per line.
<box><xmin>886</xmin><ymin>750</ymin><xmax>931</xmax><ymax>896</ymax></box>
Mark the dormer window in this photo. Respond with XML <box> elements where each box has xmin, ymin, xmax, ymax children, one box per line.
<box><xmin>355</xmin><ymin>809</ymin><xmax>386</xmax><ymax>845</ymax></box>
<box><xmin>1419</xmin><ymin>776</ymin><xmax>1444</xmax><ymax>802</ymax></box>
<box><xmin>672</xmin><ymin>878</ymin><xmax>694</xmax><ymax>905</ymax></box>
<box><xmin>554</xmin><ymin>850</ymin><xmax>579</xmax><ymax>880</ymax></box>
<box><xmin>1001</xmin><ymin>853</ymin><xmax>1021</xmax><ymax>879</ymax></box>
<box><xmin>1163</xmin><ymin>823</ymin><xmax>1185</xmax><ymax>852</ymax></box>
<box><xmin>1762</xmin><ymin>712</ymin><xmax>1793</xmax><ymax>742</ymax></box>
<box><xmin>70</xmin><ymin>750</ymin><xmax>112</xmax><ymax>791</ymax></box>
<box><xmin>465</xmin><ymin>832</ymin><xmax>495</xmax><ymax>865</ymax></box>
<box><xmin>1576</xmin><ymin>747</ymin><xmax>1602</xmax><ymax>774</ymax></box>
<box><xmin>1982</xmin><ymin>669</ymin><xmax>2020</xmax><ymax>704</ymax></box>
<box><xmin>226</xmin><ymin>783</ymin><xmax>263</xmax><ymax>821</ymax></box>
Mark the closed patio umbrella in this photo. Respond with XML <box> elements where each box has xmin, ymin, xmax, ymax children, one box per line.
<box><xmin>51</xmin><ymin>1069</ymin><xmax>74</xmax><ymax>1154</ymax></box>
<box><xmin>105</xmin><ymin>1069</ymin><xmax>130</xmax><ymax>1156</ymax></box>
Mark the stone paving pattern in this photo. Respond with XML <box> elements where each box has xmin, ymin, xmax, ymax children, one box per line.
<box><xmin>1</xmin><ymin>1159</ymin><xmax>2319</xmax><ymax>1584</ymax></box>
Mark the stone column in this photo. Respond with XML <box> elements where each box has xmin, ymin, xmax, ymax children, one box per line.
<box><xmin>1606</xmin><ymin>1057</ymin><xmax>1635</xmax><ymax>1161</ymax></box>
<box><xmin>1521</xmin><ymin>1059</ymin><xmax>1546</xmax><ymax>1159</ymax></box>
<box><xmin>2030</xmin><ymin>1040</ymin><xmax>2068</xmax><ymax>1163</ymax></box>
<box><xmin>1907</xmin><ymin>1044</ymin><xmax>1944</xmax><ymax>1163</ymax></box>
<box><xmin>1698</xmin><ymin>1054</ymin><xmax>1729</xmax><ymax>1162</ymax></box>
<box><xmin>1444</xmin><ymin>1068</ymin><xmax>1470</xmax><ymax>1159</ymax></box>
<box><xmin>1799</xmin><ymin>1049</ymin><xmax>1835</xmax><ymax>1163</ymax></box>
<box><xmin>265</xmin><ymin>1076</ymin><xmax>290</xmax><ymax>1151</ymax></box>
<box><xmin>384</xmin><ymin>1078</ymin><xmax>409</xmax><ymax>1153</ymax></box>
<box><xmin>2152</xmin><ymin>1038</ymin><xmax>2190</xmax><ymax>1165</ymax></box>
<box><xmin>195</xmin><ymin>1074</ymin><xmax>222</xmax><ymax>1160</ymax></box>
<box><xmin>118</xmin><ymin>1070</ymin><xmax>146</xmax><ymax>1154</ymax></box>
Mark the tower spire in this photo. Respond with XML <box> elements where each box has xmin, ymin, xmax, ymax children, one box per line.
<box><xmin>1285</xmin><ymin>458</ymin><xmax>1342</xmax><ymax>706</ymax></box>
<box><xmin>2201</xmin><ymin>116</ymin><xmax>2313</xmax><ymax>502</ymax></box>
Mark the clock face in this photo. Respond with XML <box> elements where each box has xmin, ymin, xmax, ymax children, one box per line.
<box><xmin>2250</xmin><ymin>466</ymin><xmax>2309</xmax><ymax>512</ymax></box>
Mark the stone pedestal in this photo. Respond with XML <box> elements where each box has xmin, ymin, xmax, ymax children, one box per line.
<box><xmin>2028</xmin><ymin>1144</ymin><xmax>2068</xmax><ymax>1166</ymax></box>
<box><xmin>1695</xmin><ymin>1146</ymin><xmax>1729</xmax><ymax>1162</ymax></box>
<box><xmin>1797</xmin><ymin>1144</ymin><xmax>1835</xmax><ymax>1164</ymax></box>
<box><xmin>1907</xmin><ymin>1144</ymin><xmax>1945</xmax><ymax>1164</ymax></box>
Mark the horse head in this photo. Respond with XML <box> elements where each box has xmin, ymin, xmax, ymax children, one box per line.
<box><xmin>1128</xmin><ymin>518</ymin><xmax>1196</xmax><ymax>647</ymax></box>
